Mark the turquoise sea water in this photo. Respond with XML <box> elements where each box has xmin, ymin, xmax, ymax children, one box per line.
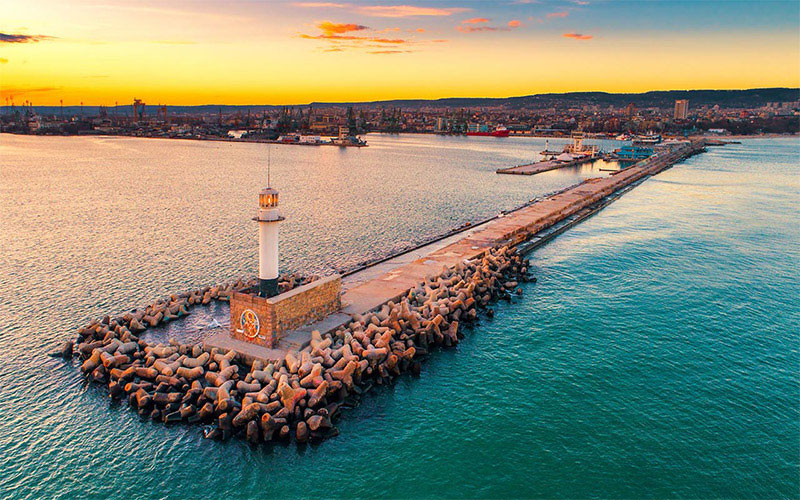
<box><xmin>0</xmin><ymin>134</ymin><xmax>797</xmax><ymax>498</ymax></box>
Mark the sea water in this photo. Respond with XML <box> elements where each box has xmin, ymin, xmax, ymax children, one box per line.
<box><xmin>0</xmin><ymin>134</ymin><xmax>797</xmax><ymax>498</ymax></box>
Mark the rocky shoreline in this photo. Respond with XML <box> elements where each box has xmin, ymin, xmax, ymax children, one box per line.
<box><xmin>59</xmin><ymin>246</ymin><xmax>531</xmax><ymax>445</ymax></box>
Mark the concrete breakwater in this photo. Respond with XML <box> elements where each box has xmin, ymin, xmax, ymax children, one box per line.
<box><xmin>66</xmin><ymin>247</ymin><xmax>531</xmax><ymax>444</ymax></box>
<box><xmin>60</xmin><ymin>139</ymin><xmax>704</xmax><ymax>445</ymax></box>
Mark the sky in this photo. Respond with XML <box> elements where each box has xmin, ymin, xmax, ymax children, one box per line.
<box><xmin>0</xmin><ymin>0</ymin><xmax>798</xmax><ymax>105</ymax></box>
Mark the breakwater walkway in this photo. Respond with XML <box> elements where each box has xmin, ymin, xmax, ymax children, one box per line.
<box><xmin>221</xmin><ymin>139</ymin><xmax>705</xmax><ymax>362</ymax></box>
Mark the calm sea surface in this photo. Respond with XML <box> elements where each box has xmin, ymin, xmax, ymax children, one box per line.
<box><xmin>0</xmin><ymin>133</ymin><xmax>797</xmax><ymax>499</ymax></box>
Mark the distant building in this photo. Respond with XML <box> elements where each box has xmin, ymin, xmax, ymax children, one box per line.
<box><xmin>674</xmin><ymin>99</ymin><xmax>689</xmax><ymax>120</ymax></box>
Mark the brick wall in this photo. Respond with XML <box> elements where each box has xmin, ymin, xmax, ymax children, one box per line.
<box><xmin>229</xmin><ymin>275</ymin><xmax>341</xmax><ymax>348</ymax></box>
<box><xmin>230</xmin><ymin>292</ymin><xmax>274</xmax><ymax>347</ymax></box>
<box><xmin>268</xmin><ymin>275</ymin><xmax>342</xmax><ymax>338</ymax></box>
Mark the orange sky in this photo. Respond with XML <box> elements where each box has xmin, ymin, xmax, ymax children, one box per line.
<box><xmin>1</xmin><ymin>0</ymin><xmax>798</xmax><ymax>105</ymax></box>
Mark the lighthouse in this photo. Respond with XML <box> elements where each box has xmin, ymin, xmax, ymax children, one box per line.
<box><xmin>222</xmin><ymin>157</ymin><xmax>340</xmax><ymax>351</ymax></box>
<box><xmin>255</xmin><ymin>183</ymin><xmax>283</xmax><ymax>297</ymax></box>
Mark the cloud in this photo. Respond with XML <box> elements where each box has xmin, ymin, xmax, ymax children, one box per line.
<box><xmin>317</xmin><ymin>21</ymin><xmax>368</xmax><ymax>34</ymax></box>
<box><xmin>300</xmin><ymin>15</ymin><xmax>449</xmax><ymax>52</ymax></box>
<box><xmin>366</xmin><ymin>37</ymin><xmax>406</xmax><ymax>43</ymax></box>
<box><xmin>358</xmin><ymin>5</ymin><xmax>470</xmax><ymax>17</ymax></box>
<box><xmin>456</xmin><ymin>19</ymin><xmax>522</xmax><ymax>33</ymax></box>
<box><xmin>562</xmin><ymin>32</ymin><xmax>592</xmax><ymax>40</ymax></box>
<box><xmin>0</xmin><ymin>32</ymin><xmax>54</xmax><ymax>43</ymax></box>
<box><xmin>432</xmin><ymin>39</ymin><xmax>449</xmax><ymax>42</ymax></box>
<box><xmin>547</xmin><ymin>11</ymin><xmax>569</xmax><ymax>18</ymax></box>
<box><xmin>291</xmin><ymin>1</ymin><xmax>349</xmax><ymax>6</ymax></box>
<box><xmin>0</xmin><ymin>86</ymin><xmax>60</xmax><ymax>100</ymax></box>
<box><xmin>369</xmin><ymin>49</ymin><xmax>413</xmax><ymax>54</ymax></box>
<box><xmin>300</xmin><ymin>33</ymin><xmax>406</xmax><ymax>43</ymax></box>
<box><xmin>572</xmin><ymin>0</ymin><xmax>590</xmax><ymax>4</ymax></box>
<box><xmin>462</xmin><ymin>17</ymin><xmax>490</xmax><ymax>24</ymax></box>
<box><xmin>300</xmin><ymin>20</ymin><xmax>413</xmax><ymax>46</ymax></box>
<box><xmin>457</xmin><ymin>25</ymin><xmax>499</xmax><ymax>33</ymax></box>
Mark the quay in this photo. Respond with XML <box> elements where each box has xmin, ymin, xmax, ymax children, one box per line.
<box><xmin>209</xmin><ymin>139</ymin><xmax>706</xmax><ymax>363</ymax></box>
<box><xmin>496</xmin><ymin>154</ymin><xmax>598</xmax><ymax>176</ymax></box>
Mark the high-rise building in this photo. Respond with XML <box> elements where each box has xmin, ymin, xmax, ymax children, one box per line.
<box><xmin>674</xmin><ymin>99</ymin><xmax>689</xmax><ymax>120</ymax></box>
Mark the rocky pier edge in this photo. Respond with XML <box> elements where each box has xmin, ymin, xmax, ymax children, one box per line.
<box><xmin>56</xmin><ymin>247</ymin><xmax>531</xmax><ymax>445</ymax></box>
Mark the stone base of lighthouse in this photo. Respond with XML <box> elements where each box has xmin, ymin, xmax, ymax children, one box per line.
<box><xmin>229</xmin><ymin>275</ymin><xmax>342</xmax><ymax>348</ymax></box>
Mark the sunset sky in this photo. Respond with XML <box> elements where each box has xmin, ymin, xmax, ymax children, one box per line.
<box><xmin>1</xmin><ymin>0</ymin><xmax>798</xmax><ymax>105</ymax></box>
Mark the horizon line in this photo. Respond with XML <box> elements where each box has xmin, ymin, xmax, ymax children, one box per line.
<box><xmin>5</xmin><ymin>86</ymin><xmax>798</xmax><ymax>108</ymax></box>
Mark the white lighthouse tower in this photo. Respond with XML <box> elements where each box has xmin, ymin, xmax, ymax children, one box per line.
<box><xmin>254</xmin><ymin>170</ymin><xmax>283</xmax><ymax>297</ymax></box>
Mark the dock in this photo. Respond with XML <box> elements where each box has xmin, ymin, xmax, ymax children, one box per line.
<box><xmin>209</xmin><ymin>140</ymin><xmax>705</xmax><ymax>362</ymax></box>
<box><xmin>496</xmin><ymin>154</ymin><xmax>598</xmax><ymax>176</ymax></box>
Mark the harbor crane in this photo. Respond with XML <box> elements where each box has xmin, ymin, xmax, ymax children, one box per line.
<box><xmin>133</xmin><ymin>98</ymin><xmax>145</xmax><ymax>121</ymax></box>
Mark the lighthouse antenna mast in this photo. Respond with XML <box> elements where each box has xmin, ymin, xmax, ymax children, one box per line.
<box><xmin>267</xmin><ymin>145</ymin><xmax>271</xmax><ymax>188</ymax></box>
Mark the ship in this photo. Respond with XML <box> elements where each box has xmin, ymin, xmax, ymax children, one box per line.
<box><xmin>633</xmin><ymin>133</ymin><xmax>662</xmax><ymax>145</ymax></box>
<box><xmin>466</xmin><ymin>125</ymin><xmax>510</xmax><ymax>137</ymax></box>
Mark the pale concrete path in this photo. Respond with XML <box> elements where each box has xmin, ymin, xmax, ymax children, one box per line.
<box><xmin>340</xmin><ymin>220</ymin><xmax>497</xmax><ymax>304</ymax></box>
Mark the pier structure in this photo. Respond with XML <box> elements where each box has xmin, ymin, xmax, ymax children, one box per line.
<box><xmin>498</xmin><ymin>132</ymin><xmax>600</xmax><ymax>176</ymax></box>
<box><xmin>214</xmin><ymin>139</ymin><xmax>704</xmax><ymax>363</ymax></box>
<box><xmin>336</xmin><ymin>140</ymin><xmax>703</xmax><ymax>314</ymax></box>
<box><xmin>496</xmin><ymin>154</ymin><xmax>598</xmax><ymax>176</ymax></box>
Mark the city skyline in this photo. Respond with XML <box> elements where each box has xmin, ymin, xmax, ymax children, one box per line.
<box><xmin>1</xmin><ymin>0</ymin><xmax>799</xmax><ymax>105</ymax></box>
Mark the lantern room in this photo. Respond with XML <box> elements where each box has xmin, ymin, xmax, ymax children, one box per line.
<box><xmin>257</xmin><ymin>187</ymin><xmax>281</xmax><ymax>222</ymax></box>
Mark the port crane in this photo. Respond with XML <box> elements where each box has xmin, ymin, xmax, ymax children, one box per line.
<box><xmin>133</xmin><ymin>98</ymin><xmax>145</xmax><ymax>121</ymax></box>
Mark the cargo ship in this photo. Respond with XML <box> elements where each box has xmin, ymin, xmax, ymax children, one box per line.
<box><xmin>466</xmin><ymin>124</ymin><xmax>510</xmax><ymax>137</ymax></box>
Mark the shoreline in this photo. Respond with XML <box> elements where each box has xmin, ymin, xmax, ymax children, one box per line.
<box><xmin>3</xmin><ymin>131</ymin><xmax>797</xmax><ymax>144</ymax></box>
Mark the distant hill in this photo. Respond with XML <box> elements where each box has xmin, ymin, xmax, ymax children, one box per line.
<box><xmin>311</xmin><ymin>88</ymin><xmax>800</xmax><ymax>110</ymax></box>
<box><xmin>12</xmin><ymin>88</ymin><xmax>799</xmax><ymax>116</ymax></box>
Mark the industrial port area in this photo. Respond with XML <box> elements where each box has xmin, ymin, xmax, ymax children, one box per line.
<box><xmin>2</xmin><ymin>89</ymin><xmax>797</xmax><ymax>145</ymax></box>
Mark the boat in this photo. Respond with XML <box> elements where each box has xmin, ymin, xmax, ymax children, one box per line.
<box><xmin>331</xmin><ymin>126</ymin><xmax>368</xmax><ymax>147</ymax></box>
<box><xmin>467</xmin><ymin>125</ymin><xmax>509</xmax><ymax>137</ymax></box>
<box><xmin>613</xmin><ymin>145</ymin><xmax>654</xmax><ymax>160</ymax></box>
<box><xmin>331</xmin><ymin>135</ymin><xmax>367</xmax><ymax>147</ymax></box>
<box><xmin>633</xmin><ymin>133</ymin><xmax>662</xmax><ymax>145</ymax></box>
<box><xmin>277</xmin><ymin>134</ymin><xmax>299</xmax><ymax>143</ymax></box>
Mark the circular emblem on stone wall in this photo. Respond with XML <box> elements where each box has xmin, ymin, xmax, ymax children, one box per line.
<box><xmin>240</xmin><ymin>309</ymin><xmax>260</xmax><ymax>339</ymax></box>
